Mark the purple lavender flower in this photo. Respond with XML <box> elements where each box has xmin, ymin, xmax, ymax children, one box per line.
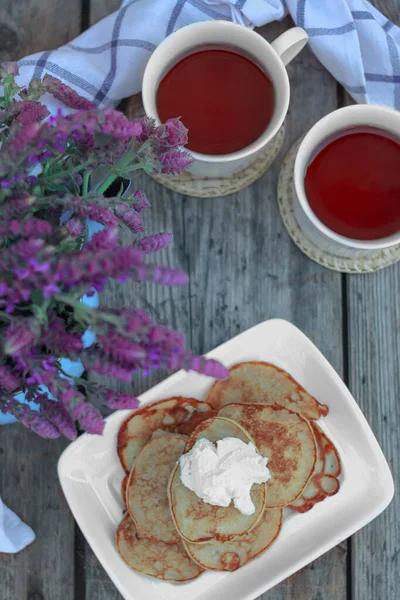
<box><xmin>168</xmin><ymin>353</ymin><xmax>230</xmax><ymax>379</ymax></box>
<box><xmin>114</xmin><ymin>202</ymin><xmax>144</xmax><ymax>233</ymax></box>
<box><xmin>5</xmin><ymin>399</ymin><xmax>60</xmax><ymax>438</ymax></box>
<box><xmin>0</xmin><ymin>194</ymin><xmax>36</xmax><ymax>220</ymax></box>
<box><xmin>72</xmin><ymin>401</ymin><xmax>104</xmax><ymax>435</ymax></box>
<box><xmin>134</xmin><ymin>116</ymin><xmax>156</xmax><ymax>143</ymax></box>
<box><xmin>42</xmin><ymin>75</ymin><xmax>97</xmax><ymax>110</ymax></box>
<box><xmin>85</xmin><ymin>226</ymin><xmax>118</xmax><ymax>252</ymax></box>
<box><xmin>0</xmin><ymin>62</ymin><xmax>19</xmax><ymax>78</ymax></box>
<box><xmin>10</xmin><ymin>238</ymin><xmax>45</xmax><ymax>261</ymax></box>
<box><xmin>43</xmin><ymin>283</ymin><xmax>61</xmax><ymax>298</ymax></box>
<box><xmin>121</xmin><ymin>308</ymin><xmax>153</xmax><ymax>334</ymax></box>
<box><xmin>16</xmin><ymin>102</ymin><xmax>49</xmax><ymax>126</ymax></box>
<box><xmin>0</xmin><ymin>218</ymin><xmax>52</xmax><ymax>238</ymax></box>
<box><xmin>0</xmin><ymin>75</ymin><xmax>228</xmax><ymax>440</ymax></box>
<box><xmin>159</xmin><ymin>149</ymin><xmax>193</xmax><ymax>175</ymax></box>
<box><xmin>52</xmin><ymin>196</ymin><xmax>118</xmax><ymax>228</ymax></box>
<box><xmin>0</xmin><ymin>365</ymin><xmax>20</xmax><ymax>393</ymax></box>
<box><xmin>156</xmin><ymin>119</ymin><xmax>189</xmax><ymax>148</ymax></box>
<box><xmin>58</xmin><ymin>383</ymin><xmax>103</xmax><ymax>434</ymax></box>
<box><xmin>3</xmin><ymin>324</ymin><xmax>37</xmax><ymax>356</ymax></box>
<box><xmin>66</xmin><ymin>217</ymin><xmax>85</xmax><ymax>237</ymax></box>
<box><xmin>132</xmin><ymin>190</ymin><xmax>151</xmax><ymax>212</ymax></box>
<box><xmin>56</xmin><ymin>109</ymin><xmax>144</xmax><ymax>140</ymax></box>
<box><xmin>5</xmin><ymin>122</ymin><xmax>41</xmax><ymax>156</ymax></box>
<box><xmin>82</xmin><ymin>349</ymin><xmax>133</xmax><ymax>382</ymax></box>
<box><xmin>104</xmin><ymin>390</ymin><xmax>139</xmax><ymax>410</ymax></box>
<box><xmin>2</xmin><ymin>100</ymin><xmax>49</xmax><ymax>127</ymax></box>
<box><xmin>133</xmin><ymin>232</ymin><xmax>173</xmax><ymax>254</ymax></box>
<box><xmin>40</xmin><ymin>399</ymin><xmax>77</xmax><ymax>440</ymax></box>
<box><xmin>42</xmin><ymin>317</ymin><xmax>83</xmax><ymax>353</ymax></box>
<box><xmin>54</xmin><ymin>245</ymin><xmax>189</xmax><ymax>292</ymax></box>
<box><xmin>98</xmin><ymin>333</ymin><xmax>146</xmax><ymax>364</ymax></box>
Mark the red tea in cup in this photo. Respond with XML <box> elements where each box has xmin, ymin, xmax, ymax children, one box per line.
<box><xmin>304</xmin><ymin>128</ymin><xmax>400</xmax><ymax>240</ymax></box>
<box><xmin>156</xmin><ymin>48</ymin><xmax>275</xmax><ymax>155</ymax></box>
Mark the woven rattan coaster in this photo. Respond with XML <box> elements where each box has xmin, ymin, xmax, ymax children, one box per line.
<box><xmin>277</xmin><ymin>139</ymin><xmax>400</xmax><ymax>274</ymax></box>
<box><xmin>151</xmin><ymin>123</ymin><xmax>286</xmax><ymax>198</ymax></box>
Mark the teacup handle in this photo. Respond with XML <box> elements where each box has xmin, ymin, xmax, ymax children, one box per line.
<box><xmin>271</xmin><ymin>27</ymin><xmax>308</xmax><ymax>67</ymax></box>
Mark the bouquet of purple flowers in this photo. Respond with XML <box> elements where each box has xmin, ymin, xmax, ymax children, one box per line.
<box><xmin>0</xmin><ymin>62</ymin><xmax>227</xmax><ymax>440</ymax></box>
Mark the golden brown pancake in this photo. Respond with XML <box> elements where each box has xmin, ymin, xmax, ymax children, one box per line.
<box><xmin>289</xmin><ymin>422</ymin><xmax>341</xmax><ymax>512</ymax></box>
<box><xmin>207</xmin><ymin>362</ymin><xmax>328</xmax><ymax>420</ymax></box>
<box><xmin>168</xmin><ymin>416</ymin><xmax>267</xmax><ymax>544</ymax></box>
<box><xmin>116</xmin><ymin>514</ymin><xmax>203</xmax><ymax>582</ymax></box>
<box><xmin>183</xmin><ymin>508</ymin><xmax>282</xmax><ymax>571</ymax></box>
<box><xmin>117</xmin><ymin>397</ymin><xmax>214</xmax><ymax>473</ymax></box>
<box><xmin>218</xmin><ymin>403</ymin><xmax>316</xmax><ymax>507</ymax></box>
<box><xmin>121</xmin><ymin>475</ymin><xmax>128</xmax><ymax>509</ymax></box>
<box><xmin>127</xmin><ymin>433</ymin><xmax>186</xmax><ymax>544</ymax></box>
<box><xmin>320</xmin><ymin>424</ymin><xmax>341</xmax><ymax>477</ymax></box>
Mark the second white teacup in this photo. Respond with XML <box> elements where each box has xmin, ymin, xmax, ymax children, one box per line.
<box><xmin>293</xmin><ymin>104</ymin><xmax>400</xmax><ymax>259</ymax></box>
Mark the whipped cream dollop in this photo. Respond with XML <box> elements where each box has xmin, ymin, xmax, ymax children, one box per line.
<box><xmin>179</xmin><ymin>437</ymin><xmax>271</xmax><ymax>516</ymax></box>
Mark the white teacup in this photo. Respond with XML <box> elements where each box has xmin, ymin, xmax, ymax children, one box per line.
<box><xmin>142</xmin><ymin>21</ymin><xmax>308</xmax><ymax>178</ymax></box>
<box><xmin>293</xmin><ymin>105</ymin><xmax>400</xmax><ymax>258</ymax></box>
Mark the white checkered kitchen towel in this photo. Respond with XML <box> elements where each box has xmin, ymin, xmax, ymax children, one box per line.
<box><xmin>16</xmin><ymin>0</ymin><xmax>400</xmax><ymax>111</ymax></box>
<box><xmin>0</xmin><ymin>496</ymin><xmax>35</xmax><ymax>553</ymax></box>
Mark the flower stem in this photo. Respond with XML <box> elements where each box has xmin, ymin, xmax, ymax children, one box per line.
<box><xmin>45</xmin><ymin>161</ymin><xmax>91</xmax><ymax>182</ymax></box>
<box><xmin>96</xmin><ymin>150</ymin><xmax>136</xmax><ymax>195</ymax></box>
<box><xmin>54</xmin><ymin>294</ymin><xmax>93</xmax><ymax>320</ymax></box>
<box><xmin>82</xmin><ymin>171</ymin><xmax>90</xmax><ymax>196</ymax></box>
<box><xmin>56</xmin><ymin>361</ymin><xmax>87</xmax><ymax>385</ymax></box>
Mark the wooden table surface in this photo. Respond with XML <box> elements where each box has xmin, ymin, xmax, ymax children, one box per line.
<box><xmin>0</xmin><ymin>1</ymin><xmax>399</xmax><ymax>599</ymax></box>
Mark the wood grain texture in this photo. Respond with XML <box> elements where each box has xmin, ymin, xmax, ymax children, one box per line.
<box><xmin>261</xmin><ymin>544</ymin><xmax>347</xmax><ymax>600</ymax></box>
<box><xmin>182</xmin><ymin>18</ymin><xmax>346</xmax><ymax>600</ymax></box>
<box><xmin>83</xmin><ymin>174</ymin><xmax>191</xmax><ymax>600</ymax></box>
<box><xmin>371</xmin><ymin>0</ymin><xmax>400</xmax><ymax>23</ymax></box>
<box><xmin>348</xmin><ymin>267</ymin><xmax>400</xmax><ymax>600</ymax></box>
<box><xmin>0</xmin><ymin>429</ymin><xmax>74</xmax><ymax>600</ymax></box>
<box><xmin>0</xmin><ymin>2</ymin><xmax>81</xmax><ymax>599</ymax></box>
<box><xmin>347</xmin><ymin>4</ymin><xmax>399</xmax><ymax>600</ymax></box>
<box><xmin>0</xmin><ymin>0</ymin><xmax>81</xmax><ymax>61</ymax></box>
<box><xmin>82</xmin><ymin>3</ymin><xmax>132</xmax><ymax>596</ymax></box>
<box><xmin>83</xmin><ymin>10</ymin><xmax>347</xmax><ymax>600</ymax></box>
<box><xmin>90</xmin><ymin>0</ymin><xmax>121</xmax><ymax>25</ymax></box>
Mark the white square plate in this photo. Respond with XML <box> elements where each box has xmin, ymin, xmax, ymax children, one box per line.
<box><xmin>58</xmin><ymin>319</ymin><xmax>394</xmax><ymax>600</ymax></box>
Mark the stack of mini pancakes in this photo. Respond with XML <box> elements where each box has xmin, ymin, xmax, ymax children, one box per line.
<box><xmin>116</xmin><ymin>362</ymin><xmax>341</xmax><ymax>582</ymax></box>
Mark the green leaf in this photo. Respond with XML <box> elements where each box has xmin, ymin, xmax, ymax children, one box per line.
<box><xmin>33</xmin><ymin>304</ymin><xmax>49</xmax><ymax>326</ymax></box>
<box><xmin>31</xmin><ymin>290</ymin><xmax>44</xmax><ymax>305</ymax></box>
<box><xmin>3</xmin><ymin>74</ymin><xmax>21</xmax><ymax>105</ymax></box>
<box><xmin>25</xmin><ymin>78</ymin><xmax>46</xmax><ymax>101</ymax></box>
<box><xmin>98</xmin><ymin>312</ymin><xmax>121</xmax><ymax>327</ymax></box>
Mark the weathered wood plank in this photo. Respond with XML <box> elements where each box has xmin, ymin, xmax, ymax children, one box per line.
<box><xmin>347</xmin><ymin>4</ymin><xmax>399</xmax><ymax>600</ymax></box>
<box><xmin>83</xmin><ymin>169</ymin><xmax>191</xmax><ymax>599</ymax></box>
<box><xmin>0</xmin><ymin>2</ymin><xmax>82</xmax><ymax>599</ymax></box>
<box><xmin>84</xmin><ymin>11</ymin><xmax>348</xmax><ymax>600</ymax></box>
<box><xmin>0</xmin><ymin>431</ymin><xmax>74</xmax><ymax>600</ymax></box>
<box><xmin>90</xmin><ymin>0</ymin><xmax>120</xmax><ymax>26</ymax></box>
<box><xmin>184</xmin><ymin>17</ymin><xmax>346</xmax><ymax>600</ymax></box>
<box><xmin>372</xmin><ymin>0</ymin><xmax>399</xmax><ymax>23</ymax></box>
<box><xmin>348</xmin><ymin>267</ymin><xmax>400</xmax><ymax>600</ymax></box>
<box><xmin>84</xmin><ymin>0</ymin><xmax>197</xmax><ymax>586</ymax></box>
<box><xmin>0</xmin><ymin>0</ymin><xmax>82</xmax><ymax>61</ymax></box>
